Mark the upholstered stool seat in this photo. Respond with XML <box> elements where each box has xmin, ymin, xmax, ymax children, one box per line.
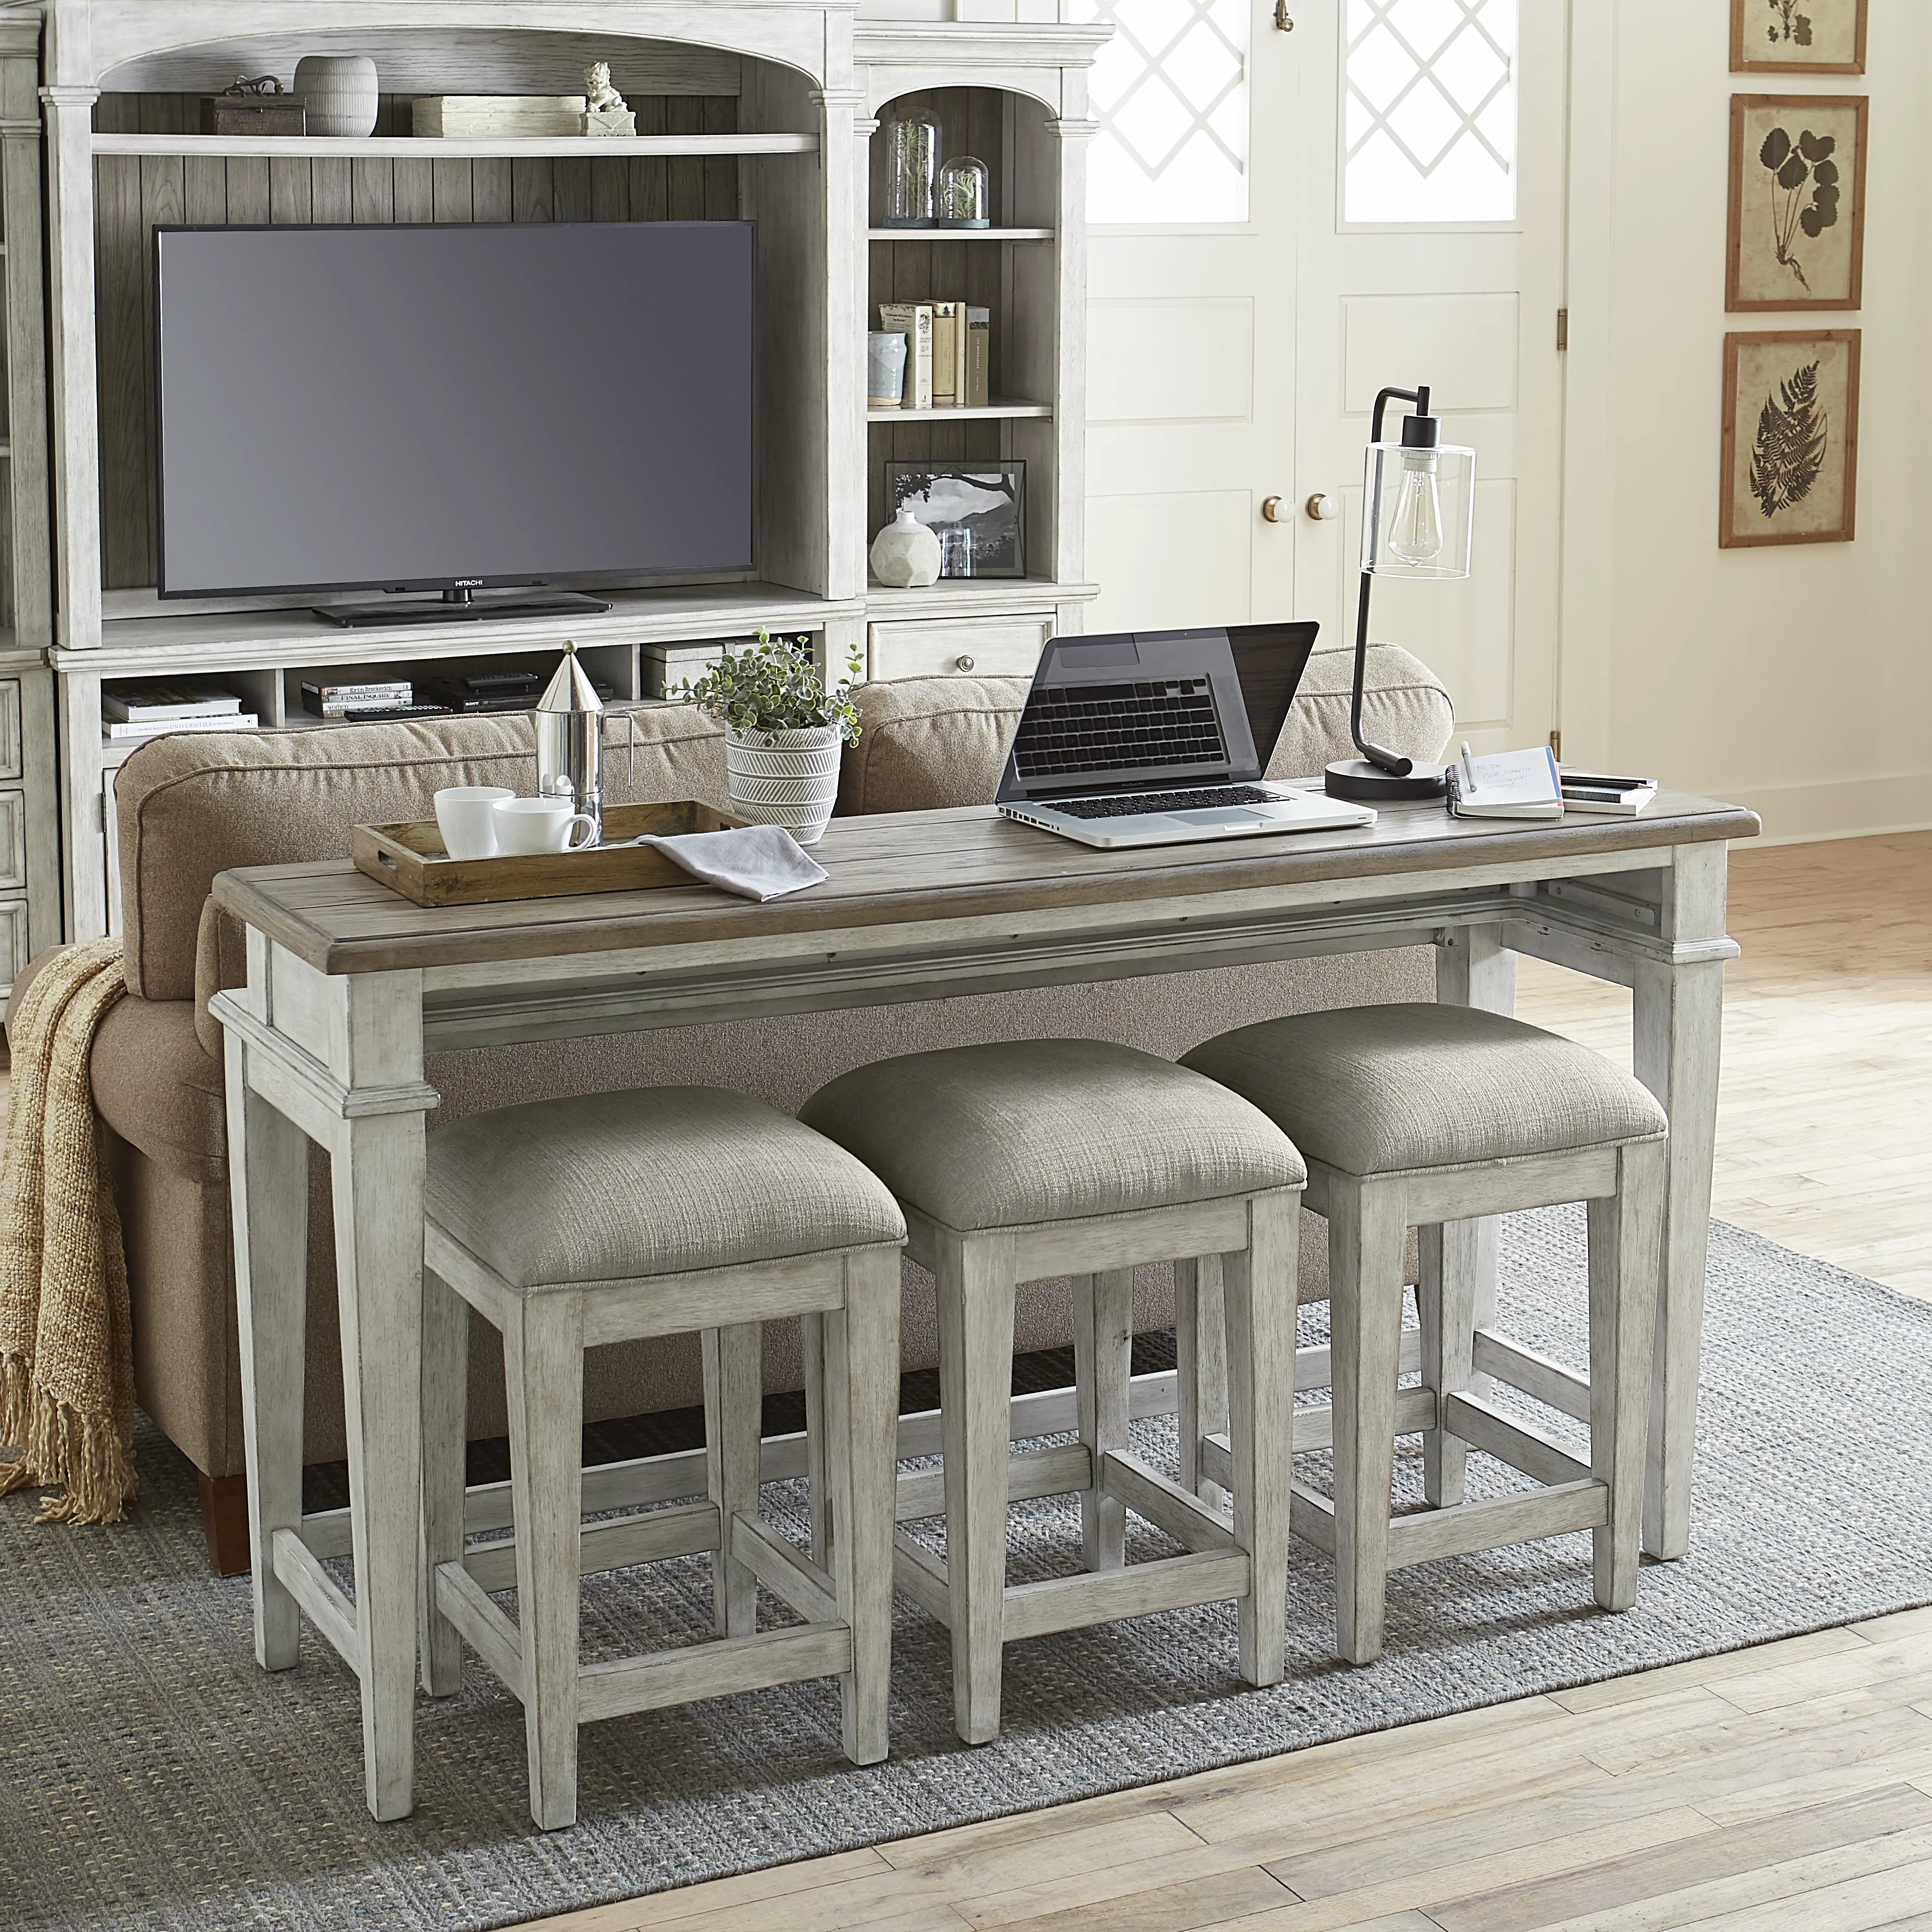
<box><xmin>420</xmin><ymin>1087</ymin><xmax>905</xmax><ymax>1830</ymax></box>
<box><xmin>802</xmin><ymin>1040</ymin><xmax>1305</xmax><ymax>1744</ymax></box>
<box><xmin>1180</xmin><ymin>1004</ymin><xmax>1668</xmax><ymax>1666</ymax></box>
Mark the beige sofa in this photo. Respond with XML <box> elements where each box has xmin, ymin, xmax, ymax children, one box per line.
<box><xmin>13</xmin><ymin>644</ymin><xmax>1454</xmax><ymax>1570</ymax></box>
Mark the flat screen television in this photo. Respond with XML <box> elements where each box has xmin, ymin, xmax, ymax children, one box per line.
<box><xmin>154</xmin><ymin>220</ymin><xmax>755</xmax><ymax>625</ymax></box>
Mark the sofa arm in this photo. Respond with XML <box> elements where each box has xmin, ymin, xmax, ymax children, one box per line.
<box><xmin>193</xmin><ymin>895</ymin><xmax>249</xmax><ymax>1060</ymax></box>
<box><xmin>1270</xmin><ymin>643</ymin><xmax>1455</xmax><ymax>780</ymax></box>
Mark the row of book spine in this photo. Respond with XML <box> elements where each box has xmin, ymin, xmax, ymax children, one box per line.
<box><xmin>876</xmin><ymin>301</ymin><xmax>990</xmax><ymax>410</ymax></box>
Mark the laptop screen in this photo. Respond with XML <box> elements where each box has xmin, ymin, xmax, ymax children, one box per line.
<box><xmin>995</xmin><ymin>622</ymin><xmax>1319</xmax><ymax>805</ymax></box>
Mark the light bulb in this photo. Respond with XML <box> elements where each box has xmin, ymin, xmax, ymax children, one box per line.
<box><xmin>1387</xmin><ymin>451</ymin><xmax>1444</xmax><ymax>566</ymax></box>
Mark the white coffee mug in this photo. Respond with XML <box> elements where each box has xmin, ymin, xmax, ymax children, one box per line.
<box><xmin>433</xmin><ymin>785</ymin><xmax>514</xmax><ymax>860</ymax></box>
<box><xmin>492</xmin><ymin>795</ymin><xmax>599</xmax><ymax>855</ymax></box>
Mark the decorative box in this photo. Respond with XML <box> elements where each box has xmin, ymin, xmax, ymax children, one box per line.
<box><xmin>202</xmin><ymin>78</ymin><xmax>307</xmax><ymax>137</ymax></box>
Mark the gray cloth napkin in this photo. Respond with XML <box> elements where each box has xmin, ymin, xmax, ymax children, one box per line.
<box><xmin>635</xmin><ymin>824</ymin><xmax>829</xmax><ymax>900</ymax></box>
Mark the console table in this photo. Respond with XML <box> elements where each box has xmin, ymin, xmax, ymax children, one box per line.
<box><xmin>210</xmin><ymin>791</ymin><xmax>1758</xmax><ymax>1818</ymax></box>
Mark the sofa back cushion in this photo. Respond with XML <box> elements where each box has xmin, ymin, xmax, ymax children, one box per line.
<box><xmin>119</xmin><ymin>707</ymin><xmax>727</xmax><ymax>1003</ymax></box>
<box><xmin>836</xmin><ymin>643</ymin><xmax>1455</xmax><ymax>816</ymax></box>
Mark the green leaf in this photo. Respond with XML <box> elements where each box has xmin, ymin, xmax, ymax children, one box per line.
<box><xmin>1747</xmin><ymin>360</ymin><xmax>1829</xmax><ymax>520</ymax></box>
<box><xmin>1759</xmin><ymin>127</ymin><xmax>1792</xmax><ymax>170</ymax></box>
<box><xmin>1798</xmin><ymin>130</ymin><xmax>1835</xmax><ymax>162</ymax></box>
<box><xmin>1812</xmin><ymin>158</ymin><xmax>1839</xmax><ymax>187</ymax></box>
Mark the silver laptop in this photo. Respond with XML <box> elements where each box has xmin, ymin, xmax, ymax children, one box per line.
<box><xmin>995</xmin><ymin>623</ymin><xmax>1376</xmax><ymax>849</ymax></box>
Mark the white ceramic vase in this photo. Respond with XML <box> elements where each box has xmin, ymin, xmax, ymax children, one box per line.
<box><xmin>869</xmin><ymin>506</ymin><xmax>941</xmax><ymax>588</ymax></box>
<box><xmin>293</xmin><ymin>54</ymin><xmax>380</xmax><ymax>138</ymax></box>
<box><xmin>724</xmin><ymin>724</ymin><xmax>843</xmax><ymax>846</ymax></box>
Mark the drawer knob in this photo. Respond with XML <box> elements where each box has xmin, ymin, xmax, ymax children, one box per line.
<box><xmin>955</xmin><ymin>654</ymin><xmax>975</xmax><ymax>672</ymax></box>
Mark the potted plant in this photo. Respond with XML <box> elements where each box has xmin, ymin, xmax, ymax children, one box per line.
<box><xmin>679</xmin><ymin>632</ymin><xmax>864</xmax><ymax>846</ymax></box>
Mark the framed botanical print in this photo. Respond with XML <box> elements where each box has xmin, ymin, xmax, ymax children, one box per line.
<box><xmin>1727</xmin><ymin>95</ymin><xmax>1866</xmax><ymax>311</ymax></box>
<box><xmin>1720</xmin><ymin>330</ymin><xmax>1860</xmax><ymax>548</ymax></box>
<box><xmin>1730</xmin><ymin>0</ymin><xmax>1867</xmax><ymax>74</ymax></box>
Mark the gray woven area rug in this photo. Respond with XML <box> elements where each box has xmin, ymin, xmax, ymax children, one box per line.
<box><xmin>5</xmin><ymin>1210</ymin><xmax>1930</xmax><ymax>1932</ymax></box>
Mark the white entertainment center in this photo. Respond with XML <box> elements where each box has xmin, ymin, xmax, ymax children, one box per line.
<box><xmin>26</xmin><ymin>0</ymin><xmax>1106</xmax><ymax>942</ymax></box>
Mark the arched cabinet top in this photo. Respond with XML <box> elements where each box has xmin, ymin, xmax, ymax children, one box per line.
<box><xmin>48</xmin><ymin>0</ymin><xmax>840</xmax><ymax>95</ymax></box>
<box><xmin>854</xmin><ymin>22</ymin><xmax>1110</xmax><ymax>120</ymax></box>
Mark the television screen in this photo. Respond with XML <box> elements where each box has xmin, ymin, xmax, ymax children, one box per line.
<box><xmin>155</xmin><ymin>220</ymin><xmax>754</xmax><ymax>599</ymax></box>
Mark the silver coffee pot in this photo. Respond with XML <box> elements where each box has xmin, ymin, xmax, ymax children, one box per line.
<box><xmin>534</xmin><ymin>642</ymin><xmax>604</xmax><ymax>843</ymax></box>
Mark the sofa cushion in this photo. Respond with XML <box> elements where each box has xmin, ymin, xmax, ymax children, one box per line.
<box><xmin>90</xmin><ymin>995</ymin><xmax>227</xmax><ymax>1184</ymax></box>
<box><xmin>836</xmin><ymin>644</ymin><xmax>1455</xmax><ymax>816</ymax></box>
<box><xmin>116</xmin><ymin>707</ymin><xmax>728</xmax><ymax>1003</ymax></box>
<box><xmin>427</xmin><ymin>1087</ymin><xmax>905</xmax><ymax>1290</ymax></box>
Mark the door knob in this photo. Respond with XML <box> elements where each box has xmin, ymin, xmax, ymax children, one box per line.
<box><xmin>1274</xmin><ymin>0</ymin><xmax>1295</xmax><ymax>29</ymax></box>
<box><xmin>1306</xmin><ymin>492</ymin><xmax>1340</xmax><ymax>521</ymax></box>
<box><xmin>1261</xmin><ymin>496</ymin><xmax>1285</xmax><ymax>523</ymax></box>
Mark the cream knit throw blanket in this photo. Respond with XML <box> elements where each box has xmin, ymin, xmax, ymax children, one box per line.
<box><xmin>0</xmin><ymin>938</ymin><xmax>136</xmax><ymax>1524</ymax></box>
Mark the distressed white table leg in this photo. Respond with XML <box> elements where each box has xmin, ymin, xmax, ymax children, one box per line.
<box><xmin>1418</xmin><ymin>1220</ymin><xmax>1479</xmax><ymax>1508</ymax></box>
<box><xmin>329</xmin><ymin>1104</ymin><xmax>430</xmax><ymax>1822</ymax></box>
<box><xmin>1633</xmin><ymin>842</ymin><xmax>1729</xmax><ymax>1561</ymax></box>
<box><xmin>1175</xmin><ymin>1253</ymin><xmax>1228</xmax><ymax>1509</ymax></box>
<box><xmin>224</xmin><ymin>1035</ymin><xmax>309</xmax><ymax>1673</ymax></box>
<box><xmin>1435</xmin><ymin>927</ymin><xmax>1517</xmax><ymax>1376</ymax></box>
<box><xmin>418</xmin><ymin>1265</ymin><xmax>469</xmax><ymax>1698</ymax></box>
<box><xmin>1075</xmin><ymin>1268</ymin><xmax>1132</xmax><ymax>1572</ymax></box>
<box><xmin>703</xmin><ymin>1322</ymin><xmax>764</xmax><ymax>1639</ymax></box>
<box><xmin>799</xmin><ymin>1311</ymin><xmax>831</xmax><ymax>1568</ymax></box>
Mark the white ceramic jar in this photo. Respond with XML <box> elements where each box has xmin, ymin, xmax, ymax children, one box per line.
<box><xmin>724</xmin><ymin>725</ymin><xmax>843</xmax><ymax>846</ymax></box>
<box><xmin>869</xmin><ymin>506</ymin><xmax>942</xmax><ymax>587</ymax></box>
<box><xmin>293</xmin><ymin>54</ymin><xmax>380</xmax><ymax>138</ymax></box>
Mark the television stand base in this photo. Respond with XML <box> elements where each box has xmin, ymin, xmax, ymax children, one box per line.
<box><xmin>314</xmin><ymin>590</ymin><xmax>614</xmax><ymax>629</ymax></box>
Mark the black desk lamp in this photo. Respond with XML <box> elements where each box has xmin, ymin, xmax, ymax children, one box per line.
<box><xmin>1324</xmin><ymin>383</ymin><xmax>1475</xmax><ymax>802</ymax></box>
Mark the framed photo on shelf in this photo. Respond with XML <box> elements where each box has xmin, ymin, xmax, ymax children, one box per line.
<box><xmin>1720</xmin><ymin>329</ymin><xmax>1860</xmax><ymax>549</ymax></box>
<box><xmin>1727</xmin><ymin>94</ymin><xmax>1866</xmax><ymax>311</ymax></box>
<box><xmin>884</xmin><ymin>461</ymin><xmax>1026</xmax><ymax>579</ymax></box>
<box><xmin>1730</xmin><ymin>0</ymin><xmax>1867</xmax><ymax>74</ymax></box>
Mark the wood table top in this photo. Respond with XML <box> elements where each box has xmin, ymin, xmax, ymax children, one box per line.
<box><xmin>212</xmin><ymin>792</ymin><xmax>1762</xmax><ymax>978</ymax></box>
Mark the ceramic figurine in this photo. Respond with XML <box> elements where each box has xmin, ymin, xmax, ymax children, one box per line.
<box><xmin>580</xmin><ymin>62</ymin><xmax>636</xmax><ymax>138</ymax></box>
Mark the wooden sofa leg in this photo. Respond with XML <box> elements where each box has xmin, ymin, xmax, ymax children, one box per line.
<box><xmin>197</xmin><ymin>1469</ymin><xmax>252</xmax><ymax>1577</ymax></box>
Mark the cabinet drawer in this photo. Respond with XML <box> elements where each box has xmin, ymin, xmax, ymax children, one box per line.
<box><xmin>0</xmin><ymin>897</ymin><xmax>26</xmax><ymax>987</ymax></box>
<box><xmin>0</xmin><ymin>787</ymin><xmax>24</xmax><ymax>892</ymax></box>
<box><xmin>0</xmin><ymin>680</ymin><xmax>19</xmax><ymax>782</ymax></box>
<box><xmin>867</xmin><ymin>616</ymin><xmax>1051</xmax><ymax>684</ymax></box>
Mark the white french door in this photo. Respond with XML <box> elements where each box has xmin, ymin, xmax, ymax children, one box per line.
<box><xmin>1080</xmin><ymin>0</ymin><xmax>1568</xmax><ymax>756</ymax></box>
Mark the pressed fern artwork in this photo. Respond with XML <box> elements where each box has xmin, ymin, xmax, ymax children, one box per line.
<box><xmin>1728</xmin><ymin>96</ymin><xmax>1864</xmax><ymax>311</ymax></box>
<box><xmin>1722</xmin><ymin>331</ymin><xmax>1859</xmax><ymax>549</ymax></box>
<box><xmin>1747</xmin><ymin>361</ymin><xmax>1829</xmax><ymax>519</ymax></box>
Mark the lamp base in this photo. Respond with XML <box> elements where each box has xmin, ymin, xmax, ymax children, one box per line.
<box><xmin>1324</xmin><ymin>757</ymin><xmax>1449</xmax><ymax>802</ymax></box>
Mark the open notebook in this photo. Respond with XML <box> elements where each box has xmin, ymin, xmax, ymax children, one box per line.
<box><xmin>1444</xmin><ymin>746</ymin><xmax>1564</xmax><ymax>820</ymax></box>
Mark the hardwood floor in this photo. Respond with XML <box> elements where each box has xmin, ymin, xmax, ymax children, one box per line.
<box><xmin>512</xmin><ymin>830</ymin><xmax>1932</xmax><ymax>1932</ymax></box>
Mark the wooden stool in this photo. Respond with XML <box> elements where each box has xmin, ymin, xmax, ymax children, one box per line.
<box><xmin>1181</xmin><ymin>1004</ymin><xmax>1668</xmax><ymax>1665</ymax></box>
<box><xmin>802</xmin><ymin>1040</ymin><xmax>1304</xmax><ymax>1744</ymax></box>
<box><xmin>418</xmin><ymin>1087</ymin><xmax>905</xmax><ymax>1829</ymax></box>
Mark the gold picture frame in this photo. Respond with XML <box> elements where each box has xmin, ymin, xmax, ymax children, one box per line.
<box><xmin>1720</xmin><ymin>330</ymin><xmax>1860</xmax><ymax>549</ymax></box>
<box><xmin>1730</xmin><ymin>0</ymin><xmax>1867</xmax><ymax>74</ymax></box>
<box><xmin>1726</xmin><ymin>95</ymin><xmax>1866</xmax><ymax>312</ymax></box>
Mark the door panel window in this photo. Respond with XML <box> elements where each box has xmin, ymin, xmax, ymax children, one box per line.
<box><xmin>1075</xmin><ymin>0</ymin><xmax>1250</xmax><ymax>223</ymax></box>
<box><xmin>1344</xmin><ymin>0</ymin><xmax>1518</xmax><ymax>225</ymax></box>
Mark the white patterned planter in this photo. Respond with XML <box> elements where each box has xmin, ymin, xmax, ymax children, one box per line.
<box><xmin>724</xmin><ymin>725</ymin><xmax>842</xmax><ymax>845</ymax></box>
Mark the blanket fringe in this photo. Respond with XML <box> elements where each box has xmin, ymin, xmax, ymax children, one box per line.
<box><xmin>0</xmin><ymin>1348</ymin><xmax>137</xmax><ymax>1524</ymax></box>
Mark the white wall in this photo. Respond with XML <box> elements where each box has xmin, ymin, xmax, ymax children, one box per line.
<box><xmin>1562</xmin><ymin>0</ymin><xmax>1932</xmax><ymax>843</ymax></box>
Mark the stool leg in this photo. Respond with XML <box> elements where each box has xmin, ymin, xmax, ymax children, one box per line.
<box><xmin>1075</xmin><ymin>1268</ymin><xmax>1133</xmax><ymax>1571</ymax></box>
<box><xmin>1591</xmin><ymin>1140</ymin><xmax>1667</xmax><ymax>1612</ymax></box>
<box><xmin>703</xmin><ymin>1323</ymin><xmax>764</xmax><ymax>1639</ymax></box>
<box><xmin>800</xmin><ymin>1313</ymin><xmax>831</xmax><ymax>1568</ymax></box>
<box><xmin>1224</xmin><ymin>1190</ymin><xmax>1298</xmax><ymax>1688</ymax></box>
<box><xmin>1328</xmin><ymin>1175</ymin><xmax>1409</xmax><ymax>1666</ymax></box>
<box><xmin>1175</xmin><ymin>1255</ymin><xmax>1229</xmax><ymax>1508</ymax></box>
<box><xmin>419</xmin><ymin>1266</ymin><xmax>470</xmax><ymax>1698</ymax></box>
<box><xmin>935</xmin><ymin>1228</ymin><xmax>1018</xmax><ymax>1746</ymax></box>
<box><xmin>1418</xmin><ymin>1220</ymin><xmax>1480</xmax><ymax>1509</ymax></box>
<box><xmin>506</xmin><ymin>1295</ymin><xmax>586</xmax><ymax>1831</ymax></box>
<box><xmin>825</xmin><ymin>1247</ymin><xmax>901</xmax><ymax>1766</ymax></box>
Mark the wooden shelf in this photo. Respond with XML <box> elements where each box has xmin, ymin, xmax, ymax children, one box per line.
<box><xmin>867</xmin><ymin>227</ymin><xmax>1053</xmax><ymax>243</ymax></box>
<box><xmin>90</xmin><ymin>132</ymin><xmax>821</xmax><ymax>160</ymax></box>
<box><xmin>868</xmin><ymin>399</ymin><xmax>1052</xmax><ymax>424</ymax></box>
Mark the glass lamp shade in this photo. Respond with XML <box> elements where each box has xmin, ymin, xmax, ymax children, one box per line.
<box><xmin>883</xmin><ymin>116</ymin><xmax>939</xmax><ymax>227</ymax></box>
<box><xmin>935</xmin><ymin>154</ymin><xmax>991</xmax><ymax>228</ymax></box>
<box><xmin>1360</xmin><ymin>438</ymin><xmax>1476</xmax><ymax>579</ymax></box>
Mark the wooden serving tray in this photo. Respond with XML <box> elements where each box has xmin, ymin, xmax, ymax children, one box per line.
<box><xmin>353</xmin><ymin>800</ymin><xmax>749</xmax><ymax>907</ymax></box>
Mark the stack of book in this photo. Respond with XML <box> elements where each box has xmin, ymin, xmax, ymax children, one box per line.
<box><xmin>301</xmin><ymin>678</ymin><xmax>413</xmax><ymax>719</ymax></box>
<box><xmin>412</xmin><ymin>95</ymin><xmax>586</xmax><ymax>138</ymax></box>
<box><xmin>643</xmin><ymin>639</ymin><xmax>735</xmax><ymax>699</ymax></box>
<box><xmin>102</xmin><ymin>683</ymin><xmax>256</xmax><ymax>742</ymax></box>
<box><xmin>875</xmin><ymin>301</ymin><xmax>991</xmax><ymax>410</ymax></box>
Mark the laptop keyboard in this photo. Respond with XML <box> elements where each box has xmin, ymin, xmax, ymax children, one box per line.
<box><xmin>1010</xmin><ymin>678</ymin><xmax>1228</xmax><ymax>781</ymax></box>
<box><xmin>1046</xmin><ymin>786</ymin><xmax>1280</xmax><ymax>820</ymax></box>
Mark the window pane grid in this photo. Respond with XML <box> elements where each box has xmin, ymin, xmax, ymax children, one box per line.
<box><xmin>1344</xmin><ymin>0</ymin><xmax>1519</xmax><ymax>225</ymax></box>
